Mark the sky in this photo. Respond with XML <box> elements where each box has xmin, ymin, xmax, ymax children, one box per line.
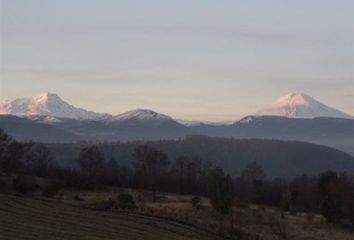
<box><xmin>0</xmin><ymin>0</ymin><xmax>353</xmax><ymax>121</ymax></box>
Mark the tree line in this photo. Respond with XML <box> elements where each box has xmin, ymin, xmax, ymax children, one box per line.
<box><xmin>0</xmin><ymin>128</ymin><xmax>353</xmax><ymax>228</ymax></box>
<box><xmin>47</xmin><ymin>136</ymin><xmax>354</xmax><ymax>177</ymax></box>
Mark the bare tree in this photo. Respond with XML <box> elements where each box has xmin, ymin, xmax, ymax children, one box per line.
<box><xmin>241</xmin><ymin>161</ymin><xmax>266</xmax><ymax>182</ymax></box>
<box><xmin>0</xmin><ymin>142</ymin><xmax>24</xmax><ymax>173</ymax></box>
<box><xmin>77</xmin><ymin>146</ymin><xmax>105</xmax><ymax>186</ymax></box>
<box><xmin>170</xmin><ymin>156</ymin><xmax>201</xmax><ymax>194</ymax></box>
<box><xmin>132</xmin><ymin>145</ymin><xmax>170</xmax><ymax>202</ymax></box>
<box><xmin>24</xmin><ymin>143</ymin><xmax>53</xmax><ymax>177</ymax></box>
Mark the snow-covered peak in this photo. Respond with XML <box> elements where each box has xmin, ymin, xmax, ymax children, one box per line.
<box><xmin>34</xmin><ymin>92</ymin><xmax>60</xmax><ymax>100</ymax></box>
<box><xmin>0</xmin><ymin>93</ymin><xmax>177</xmax><ymax>123</ymax></box>
<box><xmin>273</xmin><ymin>92</ymin><xmax>310</xmax><ymax>106</ymax></box>
<box><xmin>255</xmin><ymin>92</ymin><xmax>353</xmax><ymax>119</ymax></box>
<box><xmin>0</xmin><ymin>92</ymin><xmax>107</xmax><ymax>120</ymax></box>
<box><xmin>112</xmin><ymin>109</ymin><xmax>172</xmax><ymax>121</ymax></box>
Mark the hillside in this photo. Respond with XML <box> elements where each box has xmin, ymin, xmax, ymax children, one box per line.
<box><xmin>0</xmin><ymin>188</ymin><xmax>352</xmax><ymax>240</ymax></box>
<box><xmin>0</xmin><ymin>115</ymin><xmax>80</xmax><ymax>143</ymax></box>
<box><xmin>0</xmin><ymin>194</ymin><xmax>216</xmax><ymax>240</ymax></box>
<box><xmin>47</xmin><ymin>137</ymin><xmax>354</xmax><ymax>177</ymax></box>
<box><xmin>192</xmin><ymin>116</ymin><xmax>354</xmax><ymax>155</ymax></box>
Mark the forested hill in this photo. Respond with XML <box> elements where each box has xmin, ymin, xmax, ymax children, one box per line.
<box><xmin>47</xmin><ymin>136</ymin><xmax>354</xmax><ymax>178</ymax></box>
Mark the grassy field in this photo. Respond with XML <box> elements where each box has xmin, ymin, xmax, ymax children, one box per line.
<box><xmin>0</xmin><ymin>194</ymin><xmax>218</xmax><ymax>240</ymax></box>
<box><xmin>0</xmin><ymin>183</ymin><xmax>353</xmax><ymax>240</ymax></box>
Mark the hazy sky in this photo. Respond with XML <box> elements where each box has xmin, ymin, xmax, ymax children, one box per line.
<box><xmin>1</xmin><ymin>0</ymin><xmax>353</xmax><ymax>121</ymax></box>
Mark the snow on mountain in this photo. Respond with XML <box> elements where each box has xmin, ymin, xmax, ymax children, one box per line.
<box><xmin>2</xmin><ymin>92</ymin><xmax>352</xmax><ymax>123</ymax></box>
<box><xmin>0</xmin><ymin>92</ymin><xmax>107</xmax><ymax>120</ymax></box>
<box><xmin>238</xmin><ymin>116</ymin><xmax>256</xmax><ymax>124</ymax></box>
<box><xmin>176</xmin><ymin>119</ymin><xmax>210</xmax><ymax>126</ymax></box>
<box><xmin>0</xmin><ymin>93</ymin><xmax>177</xmax><ymax>123</ymax></box>
<box><xmin>176</xmin><ymin>119</ymin><xmax>234</xmax><ymax>126</ymax></box>
<box><xmin>254</xmin><ymin>92</ymin><xmax>353</xmax><ymax>119</ymax></box>
<box><xmin>24</xmin><ymin>114</ymin><xmax>62</xmax><ymax>123</ymax></box>
<box><xmin>111</xmin><ymin>109</ymin><xmax>173</xmax><ymax>121</ymax></box>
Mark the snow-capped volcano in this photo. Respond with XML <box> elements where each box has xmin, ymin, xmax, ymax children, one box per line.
<box><xmin>255</xmin><ymin>92</ymin><xmax>353</xmax><ymax>119</ymax></box>
<box><xmin>0</xmin><ymin>92</ymin><xmax>107</xmax><ymax>120</ymax></box>
<box><xmin>112</xmin><ymin>109</ymin><xmax>172</xmax><ymax>121</ymax></box>
<box><xmin>0</xmin><ymin>93</ymin><xmax>176</xmax><ymax>123</ymax></box>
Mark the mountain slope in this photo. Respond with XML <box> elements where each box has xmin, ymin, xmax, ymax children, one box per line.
<box><xmin>111</xmin><ymin>109</ymin><xmax>172</xmax><ymax>122</ymax></box>
<box><xmin>255</xmin><ymin>92</ymin><xmax>353</xmax><ymax>119</ymax></box>
<box><xmin>190</xmin><ymin>116</ymin><xmax>354</xmax><ymax>155</ymax></box>
<box><xmin>0</xmin><ymin>93</ymin><xmax>107</xmax><ymax>120</ymax></box>
<box><xmin>53</xmin><ymin>114</ymin><xmax>191</xmax><ymax>142</ymax></box>
<box><xmin>0</xmin><ymin>115</ymin><xmax>80</xmax><ymax>142</ymax></box>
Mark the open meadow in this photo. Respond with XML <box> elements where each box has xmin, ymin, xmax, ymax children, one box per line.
<box><xmin>0</xmin><ymin>193</ymin><xmax>218</xmax><ymax>240</ymax></box>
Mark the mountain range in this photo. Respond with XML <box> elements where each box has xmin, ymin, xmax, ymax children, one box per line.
<box><xmin>0</xmin><ymin>92</ymin><xmax>353</xmax><ymax>155</ymax></box>
<box><xmin>1</xmin><ymin>92</ymin><xmax>352</xmax><ymax>122</ymax></box>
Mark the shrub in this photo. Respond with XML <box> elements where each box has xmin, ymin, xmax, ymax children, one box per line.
<box><xmin>207</xmin><ymin>168</ymin><xmax>234</xmax><ymax>214</ymax></box>
<box><xmin>42</xmin><ymin>180</ymin><xmax>63</xmax><ymax>197</ymax></box>
<box><xmin>89</xmin><ymin>199</ymin><xmax>115</xmax><ymax>211</ymax></box>
<box><xmin>65</xmin><ymin>174</ymin><xmax>96</xmax><ymax>190</ymax></box>
<box><xmin>233</xmin><ymin>197</ymin><xmax>249</xmax><ymax>209</ymax></box>
<box><xmin>117</xmin><ymin>193</ymin><xmax>136</xmax><ymax>210</ymax></box>
<box><xmin>73</xmin><ymin>194</ymin><xmax>84</xmax><ymax>201</ymax></box>
<box><xmin>306</xmin><ymin>212</ymin><xmax>315</xmax><ymax>224</ymax></box>
<box><xmin>321</xmin><ymin>194</ymin><xmax>342</xmax><ymax>223</ymax></box>
<box><xmin>12</xmin><ymin>175</ymin><xmax>38</xmax><ymax>195</ymax></box>
<box><xmin>191</xmin><ymin>196</ymin><xmax>202</xmax><ymax>209</ymax></box>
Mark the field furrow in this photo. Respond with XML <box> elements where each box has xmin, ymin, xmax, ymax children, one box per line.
<box><xmin>0</xmin><ymin>194</ymin><xmax>216</xmax><ymax>240</ymax></box>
